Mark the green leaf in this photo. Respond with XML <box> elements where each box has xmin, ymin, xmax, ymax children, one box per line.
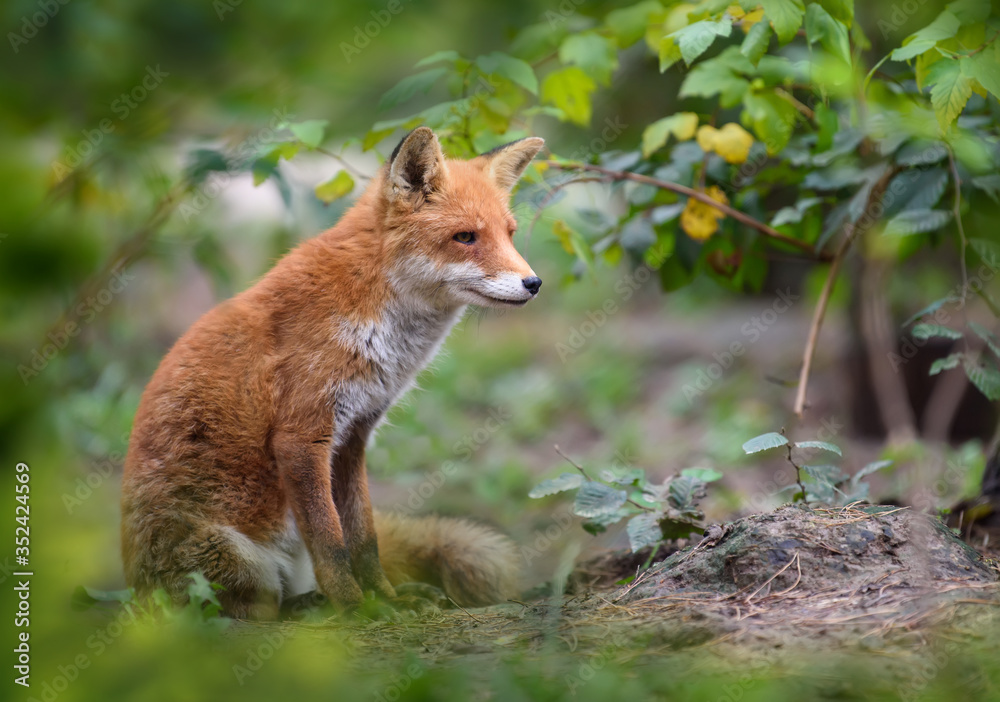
<box><xmin>680</xmin><ymin>49</ymin><xmax>753</xmax><ymax>107</ymax></box>
<box><xmin>540</xmin><ymin>66</ymin><xmax>597</xmax><ymax>126</ymax></box>
<box><xmin>573</xmin><ymin>481</ymin><xmax>628</xmax><ymax>518</ymax></box>
<box><xmin>742</xmin><ymin>432</ymin><xmax>789</xmax><ymax>454</ymax></box>
<box><xmin>670</xmin><ymin>19</ymin><xmax>732</xmax><ymax>65</ymax></box>
<box><xmin>803</xmin><ymin>464</ymin><xmax>845</xmax><ymax>485</ymax></box>
<box><xmin>969</xmin><ymin>322</ymin><xmax>1000</xmax><ymax>358</ymax></box>
<box><xmin>852</xmin><ymin>460</ymin><xmax>893</xmax><ymax>485</ymax></box>
<box><xmin>962</xmin><ymin>47</ymin><xmax>1000</xmax><ymax>101</ymax></box>
<box><xmin>926</xmin><ymin>58</ymin><xmax>973</xmax><ymax>128</ymax></box>
<box><xmin>815</xmin><ymin>0</ymin><xmax>853</xmax><ymax>25</ymax></box>
<box><xmin>379</xmin><ymin>68</ymin><xmax>448</xmax><ymax>111</ymax></box>
<box><xmin>964</xmin><ymin>358</ymin><xmax>1000</xmax><ymax>401</ymax></box>
<box><xmin>741</xmin><ymin>19</ymin><xmax>773</xmax><ymax>65</ymax></box>
<box><xmin>794</xmin><ymin>440</ymin><xmax>843</xmax><ymax>456</ymax></box>
<box><xmin>912</xmin><ymin>323</ymin><xmax>963</xmax><ymax>340</ymax></box>
<box><xmin>903</xmin><ymin>297</ymin><xmax>960</xmax><ymax>326</ymax></box>
<box><xmin>558</xmin><ymin>33</ymin><xmax>619</xmax><ymax>85</ymax></box>
<box><xmin>946</xmin><ymin>0</ymin><xmax>991</xmax><ymax>25</ymax></box>
<box><xmin>668</xmin><ymin>474</ymin><xmax>706</xmax><ymax>511</ymax></box>
<box><xmin>760</xmin><ymin>0</ymin><xmax>805</xmax><ymax>44</ymax></box>
<box><xmin>627</xmin><ymin>513</ymin><xmax>664</xmax><ymax>552</ymax></box>
<box><xmin>71</xmin><ymin>586</ymin><xmax>134</xmax><ymax>611</ymax></box>
<box><xmin>606</xmin><ymin>0</ymin><xmax>664</xmax><ymax>47</ymax></box>
<box><xmin>314</xmin><ymin>170</ymin><xmax>355</xmax><ymax>204</ymax></box>
<box><xmin>415</xmin><ymin>50</ymin><xmax>461</xmax><ymax>68</ymax></box>
<box><xmin>659</xmin><ymin>36</ymin><xmax>683</xmax><ymax>72</ymax></box>
<box><xmin>641</xmin><ymin>112</ymin><xmax>699</xmax><ymax>156</ymax></box>
<box><xmin>681</xmin><ymin>467</ymin><xmax>723</xmax><ymax>483</ymax></box>
<box><xmin>529</xmin><ymin>472</ymin><xmax>584</xmax><ymax>498</ymax></box>
<box><xmin>620</xmin><ymin>217</ymin><xmax>657</xmax><ymax>255</ymax></box>
<box><xmin>891</xmin><ymin>11</ymin><xmax>961</xmax><ymax>61</ymax></box>
<box><xmin>804</xmin><ymin>3</ymin><xmax>851</xmax><ymax>65</ymax></box>
<box><xmin>289</xmin><ymin>119</ymin><xmax>328</xmax><ymax>149</ymax></box>
<box><xmin>552</xmin><ymin>219</ymin><xmax>595</xmax><ymax>271</ymax></box>
<box><xmin>930</xmin><ymin>352</ymin><xmax>965</xmax><ymax>375</ymax></box>
<box><xmin>741</xmin><ymin>90</ymin><xmax>799</xmax><ymax>153</ymax></box>
<box><xmin>771</xmin><ymin>197</ymin><xmax>822</xmax><ymax>227</ymax></box>
<box><xmin>883</xmin><ymin>209</ymin><xmax>952</xmax><ymax>236</ymax></box>
<box><xmin>892</xmin><ymin>168</ymin><xmax>950</xmax><ymax>213</ymax></box>
<box><xmin>969</xmin><ymin>238</ymin><xmax>1000</xmax><ymax>268</ymax></box>
<box><xmin>971</xmin><ymin>175</ymin><xmax>1000</xmax><ymax>204</ymax></box>
<box><xmin>475</xmin><ymin>52</ymin><xmax>538</xmax><ymax>94</ymax></box>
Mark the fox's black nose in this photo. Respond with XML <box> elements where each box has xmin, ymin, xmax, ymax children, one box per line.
<box><xmin>522</xmin><ymin>276</ymin><xmax>542</xmax><ymax>295</ymax></box>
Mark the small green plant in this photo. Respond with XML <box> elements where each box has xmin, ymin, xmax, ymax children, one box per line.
<box><xmin>742</xmin><ymin>431</ymin><xmax>892</xmax><ymax>505</ymax></box>
<box><xmin>529</xmin><ymin>446</ymin><xmax>722</xmax><ymax>554</ymax></box>
<box><xmin>72</xmin><ymin>573</ymin><xmax>230</xmax><ymax>633</ymax></box>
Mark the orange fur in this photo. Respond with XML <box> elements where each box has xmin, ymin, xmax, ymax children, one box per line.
<box><xmin>121</xmin><ymin>129</ymin><xmax>543</xmax><ymax>618</ymax></box>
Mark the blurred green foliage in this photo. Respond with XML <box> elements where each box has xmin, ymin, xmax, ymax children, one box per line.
<box><xmin>4</xmin><ymin>0</ymin><xmax>1000</xmax><ymax>699</ymax></box>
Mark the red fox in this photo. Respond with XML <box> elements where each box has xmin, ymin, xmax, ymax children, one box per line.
<box><xmin>121</xmin><ymin>127</ymin><xmax>545</xmax><ymax>618</ymax></box>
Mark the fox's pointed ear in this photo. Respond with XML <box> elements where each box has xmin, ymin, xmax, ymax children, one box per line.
<box><xmin>387</xmin><ymin>127</ymin><xmax>447</xmax><ymax>206</ymax></box>
<box><xmin>480</xmin><ymin>137</ymin><xmax>546</xmax><ymax>191</ymax></box>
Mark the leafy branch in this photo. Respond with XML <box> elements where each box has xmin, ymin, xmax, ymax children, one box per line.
<box><xmin>541</xmin><ymin>160</ymin><xmax>829</xmax><ymax>260</ymax></box>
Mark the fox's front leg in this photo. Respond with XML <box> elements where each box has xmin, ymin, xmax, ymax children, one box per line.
<box><xmin>332</xmin><ymin>427</ymin><xmax>396</xmax><ymax>600</ymax></box>
<box><xmin>272</xmin><ymin>430</ymin><xmax>364</xmax><ymax>607</ymax></box>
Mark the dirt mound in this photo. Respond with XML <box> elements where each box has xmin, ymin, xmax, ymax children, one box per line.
<box><xmin>618</xmin><ymin>504</ymin><xmax>996</xmax><ymax>604</ymax></box>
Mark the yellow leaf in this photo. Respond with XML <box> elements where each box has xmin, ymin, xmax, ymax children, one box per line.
<box><xmin>315</xmin><ymin>170</ymin><xmax>355</xmax><ymax>204</ymax></box>
<box><xmin>741</xmin><ymin>8</ymin><xmax>765</xmax><ymax>32</ymax></box>
<box><xmin>680</xmin><ymin>186</ymin><xmax>729</xmax><ymax>241</ymax></box>
<box><xmin>665</xmin><ymin>3</ymin><xmax>696</xmax><ymax>34</ymax></box>
<box><xmin>696</xmin><ymin>125</ymin><xmax>719</xmax><ymax>152</ymax></box>
<box><xmin>713</xmin><ymin>122</ymin><xmax>754</xmax><ymax>164</ymax></box>
<box><xmin>727</xmin><ymin>5</ymin><xmax>747</xmax><ymax>19</ymax></box>
<box><xmin>552</xmin><ymin>220</ymin><xmax>576</xmax><ymax>255</ymax></box>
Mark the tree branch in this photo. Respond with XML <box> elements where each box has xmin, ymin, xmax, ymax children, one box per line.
<box><xmin>541</xmin><ymin>160</ymin><xmax>828</xmax><ymax>259</ymax></box>
<box><xmin>793</xmin><ymin>166</ymin><xmax>898</xmax><ymax>417</ymax></box>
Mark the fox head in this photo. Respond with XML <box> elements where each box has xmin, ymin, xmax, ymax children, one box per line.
<box><xmin>379</xmin><ymin>127</ymin><xmax>545</xmax><ymax>309</ymax></box>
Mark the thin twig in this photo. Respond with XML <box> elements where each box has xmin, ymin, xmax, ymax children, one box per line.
<box><xmin>785</xmin><ymin>441</ymin><xmax>808</xmax><ymax>502</ymax></box>
<box><xmin>775</xmin><ymin>88</ymin><xmax>816</xmax><ymax>120</ymax></box>
<box><xmin>745</xmin><ymin>553</ymin><xmax>800</xmax><ymax>602</ymax></box>
<box><xmin>947</xmin><ymin>148</ymin><xmax>969</xmax><ymax>309</ymax></box>
<box><xmin>554</xmin><ymin>445</ymin><xmax>652</xmax><ymax>512</ymax></box>
<box><xmin>528</xmin><ymin>176</ymin><xmax>606</xmax><ymax>237</ymax></box>
<box><xmin>315</xmin><ymin>147</ymin><xmax>373</xmax><ymax>180</ymax></box>
<box><xmin>793</xmin><ymin>166</ymin><xmax>898</xmax><ymax>417</ymax></box>
<box><xmin>447</xmin><ymin>596</ymin><xmax>483</xmax><ymax>623</ymax></box>
<box><xmin>43</xmin><ymin>182</ymin><xmax>189</xmax><ymax>347</ymax></box>
<box><xmin>541</xmin><ymin>160</ymin><xmax>828</xmax><ymax>259</ymax></box>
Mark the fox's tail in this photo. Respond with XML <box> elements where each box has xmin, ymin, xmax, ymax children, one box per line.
<box><xmin>374</xmin><ymin>511</ymin><xmax>520</xmax><ymax>607</ymax></box>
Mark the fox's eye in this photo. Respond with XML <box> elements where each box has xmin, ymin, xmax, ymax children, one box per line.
<box><xmin>453</xmin><ymin>231</ymin><xmax>476</xmax><ymax>245</ymax></box>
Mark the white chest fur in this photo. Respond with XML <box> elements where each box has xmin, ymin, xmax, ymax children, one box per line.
<box><xmin>329</xmin><ymin>301</ymin><xmax>463</xmax><ymax>449</ymax></box>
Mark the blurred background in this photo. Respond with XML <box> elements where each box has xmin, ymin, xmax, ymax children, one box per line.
<box><xmin>2</xmin><ymin>0</ymin><xmax>999</xmax><ymax>699</ymax></box>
